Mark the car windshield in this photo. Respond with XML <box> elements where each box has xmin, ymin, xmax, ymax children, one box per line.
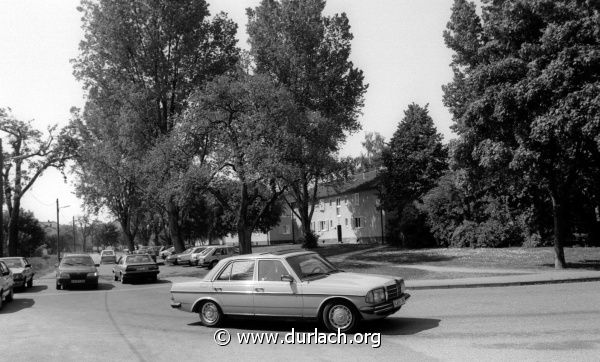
<box><xmin>182</xmin><ymin>248</ymin><xmax>194</xmax><ymax>254</ymax></box>
<box><xmin>193</xmin><ymin>247</ymin><xmax>205</xmax><ymax>253</ymax></box>
<box><xmin>1</xmin><ymin>258</ymin><xmax>24</xmax><ymax>268</ymax></box>
<box><xmin>61</xmin><ymin>256</ymin><xmax>94</xmax><ymax>266</ymax></box>
<box><xmin>199</xmin><ymin>248</ymin><xmax>213</xmax><ymax>256</ymax></box>
<box><xmin>102</xmin><ymin>251</ymin><xmax>114</xmax><ymax>256</ymax></box>
<box><xmin>126</xmin><ymin>255</ymin><xmax>153</xmax><ymax>263</ymax></box>
<box><xmin>286</xmin><ymin>253</ymin><xmax>339</xmax><ymax>280</ymax></box>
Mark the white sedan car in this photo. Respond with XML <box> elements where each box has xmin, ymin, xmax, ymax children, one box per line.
<box><xmin>170</xmin><ymin>250</ymin><xmax>410</xmax><ymax>332</ymax></box>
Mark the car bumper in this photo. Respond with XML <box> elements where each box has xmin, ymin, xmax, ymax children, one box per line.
<box><xmin>57</xmin><ymin>276</ymin><xmax>99</xmax><ymax>287</ymax></box>
<box><xmin>101</xmin><ymin>257</ymin><xmax>117</xmax><ymax>263</ymax></box>
<box><xmin>123</xmin><ymin>270</ymin><xmax>159</xmax><ymax>279</ymax></box>
<box><xmin>359</xmin><ymin>293</ymin><xmax>411</xmax><ymax>319</ymax></box>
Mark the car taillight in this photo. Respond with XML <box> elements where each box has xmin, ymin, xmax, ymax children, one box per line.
<box><xmin>126</xmin><ymin>266</ymin><xmax>136</xmax><ymax>271</ymax></box>
<box><xmin>149</xmin><ymin>265</ymin><xmax>158</xmax><ymax>270</ymax></box>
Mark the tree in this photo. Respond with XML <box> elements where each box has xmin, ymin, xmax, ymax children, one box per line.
<box><xmin>247</xmin><ymin>0</ymin><xmax>368</xmax><ymax>248</ymax></box>
<box><xmin>351</xmin><ymin>132</ymin><xmax>386</xmax><ymax>172</ymax></box>
<box><xmin>182</xmin><ymin>72</ymin><xmax>295</xmax><ymax>254</ymax></box>
<box><xmin>72</xmin><ymin>0</ymin><xmax>240</xmax><ymax>253</ymax></box>
<box><xmin>0</xmin><ymin>108</ymin><xmax>75</xmax><ymax>256</ymax></box>
<box><xmin>2</xmin><ymin>209</ymin><xmax>46</xmax><ymax>257</ymax></box>
<box><xmin>443</xmin><ymin>0</ymin><xmax>600</xmax><ymax>268</ymax></box>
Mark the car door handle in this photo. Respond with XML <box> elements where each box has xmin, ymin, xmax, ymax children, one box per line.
<box><xmin>255</xmin><ymin>288</ymin><xmax>264</xmax><ymax>292</ymax></box>
<box><xmin>213</xmin><ymin>288</ymin><xmax>222</xmax><ymax>292</ymax></box>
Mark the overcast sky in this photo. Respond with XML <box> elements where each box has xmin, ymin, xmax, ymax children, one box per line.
<box><xmin>0</xmin><ymin>0</ymin><xmax>455</xmax><ymax>223</ymax></box>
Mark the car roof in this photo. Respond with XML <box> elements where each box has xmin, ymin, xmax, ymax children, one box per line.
<box><xmin>62</xmin><ymin>254</ymin><xmax>93</xmax><ymax>258</ymax></box>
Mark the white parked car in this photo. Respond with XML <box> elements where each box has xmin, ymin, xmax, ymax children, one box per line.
<box><xmin>170</xmin><ymin>250</ymin><xmax>410</xmax><ymax>332</ymax></box>
<box><xmin>191</xmin><ymin>246</ymin><xmax>237</xmax><ymax>269</ymax></box>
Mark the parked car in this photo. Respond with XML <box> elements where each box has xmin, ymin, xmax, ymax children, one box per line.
<box><xmin>160</xmin><ymin>246</ymin><xmax>174</xmax><ymax>259</ymax></box>
<box><xmin>0</xmin><ymin>257</ymin><xmax>35</xmax><ymax>289</ymax></box>
<box><xmin>170</xmin><ymin>250</ymin><xmax>410</xmax><ymax>332</ymax></box>
<box><xmin>179</xmin><ymin>246</ymin><xmax>206</xmax><ymax>266</ymax></box>
<box><xmin>133</xmin><ymin>248</ymin><xmax>157</xmax><ymax>262</ymax></box>
<box><xmin>56</xmin><ymin>254</ymin><xmax>100</xmax><ymax>290</ymax></box>
<box><xmin>100</xmin><ymin>249</ymin><xmax>117</xmax><ymax>264</ymax></box>
<box><xmin>187</xmin><ymin>246</ymin><xmax>211</xmax><ymax>266</ymax></box>
<box><xmin>192</xmin><ymin>246</ymin><xmax>237</xmax><ymax>269</ymax></box>
<box><xmin>113</xmin><ymin>254</ymin><xmax>159</xmax><ymax>283</ymax></box>
<box><xmin>0</xmin><ymin>260</ymin><xmax>14</xmax><ymax>310</ymax></box>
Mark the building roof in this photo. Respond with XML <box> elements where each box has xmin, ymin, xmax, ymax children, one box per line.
<box><xmin>315</xmin><ymin>170</ymin><xmax>380</xmax><ymax>199</ymax></box>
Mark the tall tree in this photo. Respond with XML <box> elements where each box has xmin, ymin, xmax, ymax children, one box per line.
<box><xmin>182</xmin><ymin>72</ymin><xmax>295</xmax><ymax>254</ymax></box>
<box><xmin>0</xmin><ymin>108</ymin><xmax>74</xmax><ymax>256</ymax></box>
<box><xmin>72</xmin><ymin>0</ymin><xmax>239</xmax><ymax>253</ymax></box>
<box><xmin>247</xmin><ymin>0</ymin><xmax>368</xmax><ymax>248</ymax></box>
<box><xmin>381</xmin><ymin>104</ymin><xmax>448</xmax><ymax>246</ymax></box>
<box><xmin>443</xmin><ymin>0</ymin><xmax>600</xmax><ymax>268</ymax></box>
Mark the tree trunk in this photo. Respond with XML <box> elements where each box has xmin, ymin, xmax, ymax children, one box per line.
<box><xmin>550</xmin><ymin>192</ymin><xmax>568</xmax><ymax>269</ymax></box>
<box><xmin>119</xmin><ymin>218</ymin><xmax>135</xmax><ymax>252</ymax></box>
<box><xmin>8</xmin><ymin>206</ymin><xmax>20</xmax><ymax>256</ymax></box>
<box><xmin>167</xmin><ymin>200</ymin><xmax>185</xmax><ymax>253</ymax></box>
<box><xmin>237</xmin><ymin>183</ymin><xmax>253</xmax><ymax>254</ymax></box>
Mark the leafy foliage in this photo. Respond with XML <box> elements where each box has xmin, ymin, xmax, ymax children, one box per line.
<box><xmin>442</xmin><ymin>0</ymin><xmax>600</xmax><ymax>267</ymax></box>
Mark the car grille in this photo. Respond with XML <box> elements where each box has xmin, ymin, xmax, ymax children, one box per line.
<box><xmin>69</xmin><ymin>273</ymin><xmax>88</xmax><ymax>279</ymax></box>
<box><xmin>386</xmin><ymin>282</ymin><xmax>401</xmax><ymax>300</ymax></box>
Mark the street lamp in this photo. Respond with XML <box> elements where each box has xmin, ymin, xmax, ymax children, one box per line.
<box><xmin>56</xmin><ymin>200</ymin><xmax>70</xmax><ymax>260</ymax></box>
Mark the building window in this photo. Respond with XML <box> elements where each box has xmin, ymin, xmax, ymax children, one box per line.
<box><xmin>319</xmin><ymin>200</ymin><xmax>325</xmax><ymax>211</ymax></box>
<box><xmin>336</xmin><ymin>198</ymin><xmax>340</xmax><ymax>206</ymax></box>
<box><xmin>329</xmin><ymin>199</ymin><xmax>333</xmax><ymax>206</ymax></box>
<box><xmin>319</xmin><ymin>221</ymin><xmax>328</xmax><ymax>232</ymax></box>
<box><xmin>283</xmin><ymin>224</ymin><xmax>291</xmax><ymax>235</ymax></box>
<box><xmin>330</xmin><ymin>220</ymin><xmax>333</xmax><ymax>228</ymax></box>
<box><xmin>354</xmin><ymin>193</ymin><xmax>359</xmax><ymax>204</ymax></box>
<box><xmin>345</xmin><ymin>218</ymin><xmax>348</xmax><ymax>227</ymax></box>
<box><xmin>336</xmin><ymin>198</ymin><xmax>341</xmax><ymax>216</ymax></box>
<box><xmin>353</xmin><ymin>217</ymin><xmax>362</xmax><ymax>228</ymax></box>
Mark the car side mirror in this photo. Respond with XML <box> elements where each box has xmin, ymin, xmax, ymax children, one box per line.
<box><xmin>281</xmin><ymin>275</ymin><xmax>294</xmax><ymax>283</ymax></box>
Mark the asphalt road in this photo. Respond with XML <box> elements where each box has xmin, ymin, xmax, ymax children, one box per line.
<box><xmin>1</xmin><ymin>264</ymin><xmax>600</xmax><ymax>361</ymax></box>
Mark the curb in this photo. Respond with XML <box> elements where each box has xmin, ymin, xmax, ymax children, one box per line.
<box><xmin>407</xmin><ymin>276</ymin><xmax>600</xmax><ymax>290</ymax></box>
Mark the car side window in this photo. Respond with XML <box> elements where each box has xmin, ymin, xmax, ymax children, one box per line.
<box><xmin>216</xmin><ymin>263</ymin><xmax>233</xmax><ymax>281</ymax></box>
<box><xmin>0</xmin><ymin>262</ymin><xmax>7</xmax><ymax>274</ymax></box>
<box><xmin>215</xmin><ymin>260</ymin><xmax>254</xmax><ymax>281</ymax></box>
<box><xmin>258</xmin><ymin>260</ymin><xmax>288</xmax><ymax>282</ymax></box>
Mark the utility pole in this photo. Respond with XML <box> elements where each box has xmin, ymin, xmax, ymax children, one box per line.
<box><xmin>56</xmin><ymin>198</ymin><xmax>60</xmax><ymax>260</ymax></box>
<box><xmin>73</xmin><ymin>216</ymin><xmax>76</xmax><ymax>253</ymax></box>
<box><xmin>0</xmin><ymin>139</ymin><xmax>3</xmax><ymax>257</ymax></box>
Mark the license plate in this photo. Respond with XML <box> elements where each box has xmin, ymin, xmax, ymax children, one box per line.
<box><xmin>393</xmin><ymin>296</ymin><xmax>405</xmax><ymax>308</ymax></box>
<box><xmin>71</xmin><ymin>280</ymin><xmax>85</xmax><ymax>284</ymax></box>
<box><xmin>137</xmin><ymin>266</ymin><xmax>146</xmax><ymax>270</ymax></box>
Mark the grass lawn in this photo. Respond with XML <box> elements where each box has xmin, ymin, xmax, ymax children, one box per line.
<box><xmin>347</xmin><ymin>246</ymin><xmax>600</xmax><ymax>271</ymax></box>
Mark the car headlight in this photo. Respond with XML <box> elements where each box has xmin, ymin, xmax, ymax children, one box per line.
<box><xmin>400</xmin><ymin>280</ymin><xmax>405</xmax><ymax>293</ymax></box>
<box><xmin>87</xmin><ymin>272</ymin><xmax>98</xmax><ymax>278</ymax></box>
<box><xmin>59</xmin><ymin>272</ymin><xmax>70</xmax><ymax>279</ymax></box>
<box><xmin>365</xmin><ymin>287</ymin><xmax>386</xmax><ymax>304</ymax></box>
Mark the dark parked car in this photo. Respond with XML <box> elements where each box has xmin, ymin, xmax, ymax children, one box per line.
<box><xmin>0</xmin><ymin>257</ymin><xmax>34</xmax><ymax>289</ymax></box>
<box><xmin>56</xmin><ymin>254</ymin><xmax>100</xmax><ymax>290</ymax></box>
<box><xmin>113</xmin><ymin>254</ymin><xmax>159</xmax><ymax>283</ymax></box>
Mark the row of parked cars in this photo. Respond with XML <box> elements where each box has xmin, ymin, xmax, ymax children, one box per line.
<box><xmin>164</xmin><ymin>245</ymin><xmax>238</xmax><ymax>269</ymax></box>
<box><xmin>0</xmin><ymin>257</ymin><xmax>36</xmax><ymax>310</ymax></box>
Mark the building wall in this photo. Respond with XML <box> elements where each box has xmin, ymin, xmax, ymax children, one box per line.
<box><xmin>310</xmin><ymin>190</ymin><xmax>385</xmax><ymax>244</ymax></box>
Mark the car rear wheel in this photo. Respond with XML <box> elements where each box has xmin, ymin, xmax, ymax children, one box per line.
<box><xmin>56</xmin><ymin>283</ymin><xmax>61</xmax><ymax>290</ymax></box>
<box><xmin>6</xmin><ymin>288</ymin><xmax>13</xmax><ymax>302</ymax></box>
<box><xmin>27</xmin><ymin>277</ymin><xmax>33</xmax><ymax>288</ymax></box>
<box><xmin>120</xmin><ymin>273</ymin><xmax>126</xmax><ymax>284</ymax></box>
<box><xmin>114</xmin><ymin>273</ymin><xmax>118</xmax><ymax>281</ymax></box>
<box><xmin>322</xmin><ymin>300</ymin><xmax>358</xmax><ymax>333</ymax></box>
<box><xmin>199</xmin><ymin>301</ymin><xmax>223</xmax><ymax>327</ymax></box>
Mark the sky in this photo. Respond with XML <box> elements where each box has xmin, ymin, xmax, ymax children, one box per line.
<box><xmin>0</xmin><ymin>0</ymin><xmax>455</xmax><ymax>223</ymax></box>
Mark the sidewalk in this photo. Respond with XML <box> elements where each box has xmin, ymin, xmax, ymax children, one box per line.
<box><xmin>329</xmin><ymin>246</ymin><xmax>600</xmax><ymax>290</ymax></box>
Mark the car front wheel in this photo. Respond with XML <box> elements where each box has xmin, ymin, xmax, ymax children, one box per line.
<box><xmin>199</xmin><ymin>301</ymin><xmax>223</xmax><ymax>327</ymax></box>
<box><xmin>27</xmin><ymin>277</ymin><xmax>33</xmax><ymax>288</ymax></box>
<box><xmin>322</xmin><ymin>301</ymin><xmax>358</xmax><ymax>333</ymax></box>
<box><xmin>6</xmin><ymin>288</ymin><xmax>13</xmax><ymax>302</ymax></box>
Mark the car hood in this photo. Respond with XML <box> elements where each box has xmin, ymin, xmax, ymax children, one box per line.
<box><xmin>59</xmin><ymin>266</ymin><xmax>97</xmax><ymax>273</ymax></box>
<box><xmin>10</xmin><ymin>267</ymin><xmax>25</xmax><ymax>274</ymax></box>
<box><xmin>302</xmin><ymin>272</ymin><xmax>399</xmax><ymax>296</ymax></box>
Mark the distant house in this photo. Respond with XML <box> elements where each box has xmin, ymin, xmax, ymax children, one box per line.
<box><xmin>222</xmin><ymin>170</ymin><xmax>385</xmax><ymax>246</ymax></box>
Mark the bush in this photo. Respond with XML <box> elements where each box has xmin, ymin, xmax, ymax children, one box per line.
<box><xmin>301</xmin><ymin>231</ymin><xmax>319</xmax><ymax>249</ymax></box>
